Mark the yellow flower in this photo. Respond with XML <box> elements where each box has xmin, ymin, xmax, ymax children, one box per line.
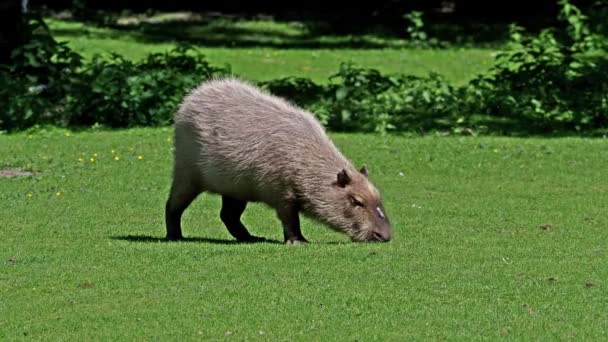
<box><xmin>64</xmin><ymin>132</ymin><xmax>71</xmax><ymax>137</ymax></box>
<box><xmin>137</xmin><ymin>155</ymin><xmax>143</xmax><ymax>160</ymax></box>
<box><xmin>114</xmin><ymin>156</ymin><xmax>120</xmax><ymax>161</ymax></box>
<box><xmin>93</xmin><ymin>153</ymin><xmax>98</xmax><ymax>157</ymax></box>
<box><xmin>26</xmin><ymin>193</ymin><xmax>33</xmax><ymax>198</ymax></box>
<box><xmin>90</xmin><ymin>158</ymin><xmax>95</xmax><ymax>162</ymax></box>
<box><xmin>56</xmin><ymin>192</ymin><xmax>62</xmax><ymax>196</ymax></box>
<box><xmin>111</xmin><ymin>149</ymin><xmax>116</xmax><ymax>154</ymax></box>
<box><xmin>78</xmin><ymin>158</ymin><xmax>84</xmax><ymax>162</ymax></box>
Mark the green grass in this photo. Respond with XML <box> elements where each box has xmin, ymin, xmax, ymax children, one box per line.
<box><xmin>1</xmin><ymin>127</ymin><xmax>607</xmax><ymax>340</ymax></box>
<box><xmin>46</xmin><ymin>18</ymin><xmax>495</xmax><ymax>85</ymax></box>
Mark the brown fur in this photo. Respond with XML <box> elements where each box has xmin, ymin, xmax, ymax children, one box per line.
<box><xmin>165</xmin><ymin>77</ymin><xmax>392</xmax><ymax>243</ymax></box>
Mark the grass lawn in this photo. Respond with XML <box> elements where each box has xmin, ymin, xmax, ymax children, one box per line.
<box><xmin>46</xmin><ymin>18</ymin><xmax>496</xmax><ymax>85</ymax></box>
<box><xmin>1</xmin><ymin>127</ymin><xmax>607</xmax><ymax>339</ymax></box>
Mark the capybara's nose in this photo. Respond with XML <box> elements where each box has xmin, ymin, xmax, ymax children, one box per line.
<box><xmin>372</xmin><ymin>229</ymin><xmax>391</xmax><ymax>242</ymax></box>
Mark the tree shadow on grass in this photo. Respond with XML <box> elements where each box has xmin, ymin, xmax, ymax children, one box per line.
<box><xmin>111</xmin><ymin>234</ymin><xmax>282</xmax><ymax>245</ymax></box>
<box><xmin>51</xmin><ymin>21</ymin><xmax>405</xmax><ymax>50</ymax></box>
<box><xmin>50</xmin><ymin>9</ymin><xmax>516</xmax><ymax>50</ymax></box>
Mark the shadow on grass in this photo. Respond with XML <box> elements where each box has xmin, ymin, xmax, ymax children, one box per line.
<box><xmin>50</xmin><ymin>23</ymin><xmax>405</xmax><ymax>50</ymax></box>
<box><xmin>111</xmin><ymin>234</ymin><xmax>361</xmax><ymax>245</ymax></box>
<box><xmin>50</xmin><ymin>11</ymin><xmax>521</xmax><ymax>49</ymax></box>
<box><xmin>111</xmin><ymin>234</ymin><xmax>283</xmax><ymax>245</ymax></box>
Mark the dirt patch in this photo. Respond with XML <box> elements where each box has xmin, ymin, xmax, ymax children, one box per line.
<box><xmin>0</xmin><ymin>168</ymin><xmax>34</xmax><ymax>178</ymax></box>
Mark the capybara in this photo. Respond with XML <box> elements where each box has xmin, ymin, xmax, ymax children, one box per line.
<box><xmin>165</xmin><ymin>77</ymin><xmax>392</xmax><ymax>244</ymax></box>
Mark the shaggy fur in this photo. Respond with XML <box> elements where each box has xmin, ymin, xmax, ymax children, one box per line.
<box><xmin>165</xmin><ymin>77</ymin><xmax>392</xmax><ymax>243</ymax></box>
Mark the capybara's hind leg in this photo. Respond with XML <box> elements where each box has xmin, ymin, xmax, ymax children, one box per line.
<box><xmin>220</xmin><ymin>196</ymin><xmax>265</xmax><ymax>242</ymax></box>
<box><xmin>165</xmin><ymin>178</ymin><xmax>202</xmax><ymax>240</ymax></box>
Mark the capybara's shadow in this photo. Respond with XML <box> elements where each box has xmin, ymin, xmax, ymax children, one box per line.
<box><xmin>111</xmin><ymin>234</ymin><xmax>282</xmax><ymax>245</ymax></box>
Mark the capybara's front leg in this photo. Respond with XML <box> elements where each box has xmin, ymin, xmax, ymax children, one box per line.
<box><xmin>277</xmin><ymin>204</ymin><xmax>308</xmax><ymax>245</ymax></box>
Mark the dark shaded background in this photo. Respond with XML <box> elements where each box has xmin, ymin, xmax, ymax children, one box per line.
<box><xmin>35</xmin><ymin>0</ymin><xmax>596</xmax><ymax>31</ymax></box>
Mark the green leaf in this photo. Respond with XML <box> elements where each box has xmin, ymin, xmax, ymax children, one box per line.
<box><xmin>336</xmin><ymin>87</ymin><xmax>349</xmax><ymax>101</ymax></box>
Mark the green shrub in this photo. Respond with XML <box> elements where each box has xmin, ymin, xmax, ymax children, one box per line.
<box><xmin>259</xmin><ymin>77</ymin><xmax>327</xmax><ymax>109</ymax></box>
<box><xmin>66</xmin><ymin>46</ymin><xmax>230</xmax><ymax>128</ymax></box>
<box><xmin>319</xmin><ymin>63</ymin><xmax>459</xmax><ymax>133</ymax></box>
<box><xmin>0</xmin><ymin>16</ymin><xmax>229</xmax><ymax>131</ymax></box>
<box><xmin>258</xmin><ymin>63</ymin><xmax>460</xmax><ymax>134</ymax></box>
<box><xmin>0</xmin><ymin>16</ymin><xmax>82</xmax><ymax>129</ymax></box>
<box><xmin>466</xmin><ymin>0</ymin><xmax>608</xmax><ymax>131</ymax></box>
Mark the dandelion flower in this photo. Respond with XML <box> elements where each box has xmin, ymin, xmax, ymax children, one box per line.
<box><xmin>137</xmin><ymin>155</ymin><xmax>143</xmax><ymax>160</ymax></box>
<box><xmin>90</xmin><ymin>158</ymin><xmax>95</xmax><ymax>162</ymax></box>
<box><xmin>56</xmin><ymin>192</ymin><xmax>62</xmax><ymax>196</ymax></box>
<box><xmin>27</xmin><ymin>193</ymin><xmax>33</xmax><ymax>198</ymax></box>
<box><xmin>114</xmin><ymin>156</ymin><xmax>120</xmax><ymax>161</ymax></box>
<box><xmin>111</xmin><ymin>149</ymin><xmax>116</xmax><ymax>154</ymax></box>
<box><xmin>93</xmin><ymin>153</ymin><xmax>98</xmax><ymax>157</ymax></box>
<box><xmin>64</xmin><ymin>132</ymin><xmax>71</xmax><ymax>137</ymax></box>
<box><xmin>78</xmin><ymin>158</ymin><xmax>84</xmax><ymax>162</ymax></box>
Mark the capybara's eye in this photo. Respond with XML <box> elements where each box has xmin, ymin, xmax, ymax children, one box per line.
<box><xmin>349</xmin><ymin>195</ymin><xmax>365</xmax><ymax>207</ymax></box>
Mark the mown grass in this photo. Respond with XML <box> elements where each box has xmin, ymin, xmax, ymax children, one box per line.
<box><xmin>45</xmin><ymin>18</ymin><xmax>495</xmax><ymax>85</ymax></box>
<box><xmin>1</xmin><ymin>127</ymin><xmax>607</xmax><ymax>340</ymax></box>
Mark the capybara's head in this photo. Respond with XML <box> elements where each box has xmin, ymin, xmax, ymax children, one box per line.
<box><xmin>330</xmin><ymin>167</ymin><xmax>392</xmax><ymax>242</ymax></box>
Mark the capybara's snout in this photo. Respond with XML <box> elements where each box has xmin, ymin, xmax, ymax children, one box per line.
<box><xmin>371</xmin><ymin>228</ymin><xmax>392</xmax><ymax>242</ymax></box>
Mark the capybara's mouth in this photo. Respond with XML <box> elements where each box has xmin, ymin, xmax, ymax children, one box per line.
<box><xmin>351</xmin><ymin>231</ymin><xmax>391</xmax><ymax>243</ymax></box>
<box><xmin>371</xmin><ymin>231</ymin><xmax>391</xmax><ymax>242</ymax></box>
<box><xmin>351</xmin><ymin>232</ymin><xmax>391</xmax><ymax>242</ymax></box>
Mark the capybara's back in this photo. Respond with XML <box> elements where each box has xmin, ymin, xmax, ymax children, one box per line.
<box><xmin>166</xmin><ymin>77</ymin><xmax>392</xmax><ymax>244</ymax></box>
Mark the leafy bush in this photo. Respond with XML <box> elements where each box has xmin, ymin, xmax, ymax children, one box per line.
<box><xmin>66</xmin><ymin>46</ymin><xmax>230</xmax><ymax>127</ymax></box>
<box><xmin>0</xmin><ymin>16</ymin><xmax>83</xmax><ymax>129</ymax></box>
<box><xmin>466</xmin><ymin>0</ymin><xmax>608</xmax><ymax>130</ymax></box>
<box><xmin>0</xmin><ymin>17</ymin><xmax>229</xmax><ymax>131</ymax></box>
<box><xmin>259</xmin><ymin>63</ymin><xmax>460</xmax><ymax>134</ymax></box>
<box><xmin>259</xmin><ymin>77</ymin><xmax>327</xmax><ymax>110</ymax></box>
<box><xmin>319</xmin><ymin>63</ymin><xmax>459</xmax><ymax>133</ymax></box>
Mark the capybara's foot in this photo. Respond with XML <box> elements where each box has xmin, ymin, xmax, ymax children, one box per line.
<box><xmin>285</xmin><ymin>238</ymin><xmax>308</xmax><ymax>245</ymax></box>
<box><xmin>166</xmin><ymin>233</ymin><xmax>183</xmax><ymax>241</ymax></box>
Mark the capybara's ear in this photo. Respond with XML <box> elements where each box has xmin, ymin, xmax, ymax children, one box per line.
<box><xmin>337</xmin><ymin>169</ymin><xmax>351</xmax><ymax>188</ymax></box>
<box><xmin>360</xmin><ymin>166</ymin><xmax>368</xmax><ymax>177</ymax></box>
